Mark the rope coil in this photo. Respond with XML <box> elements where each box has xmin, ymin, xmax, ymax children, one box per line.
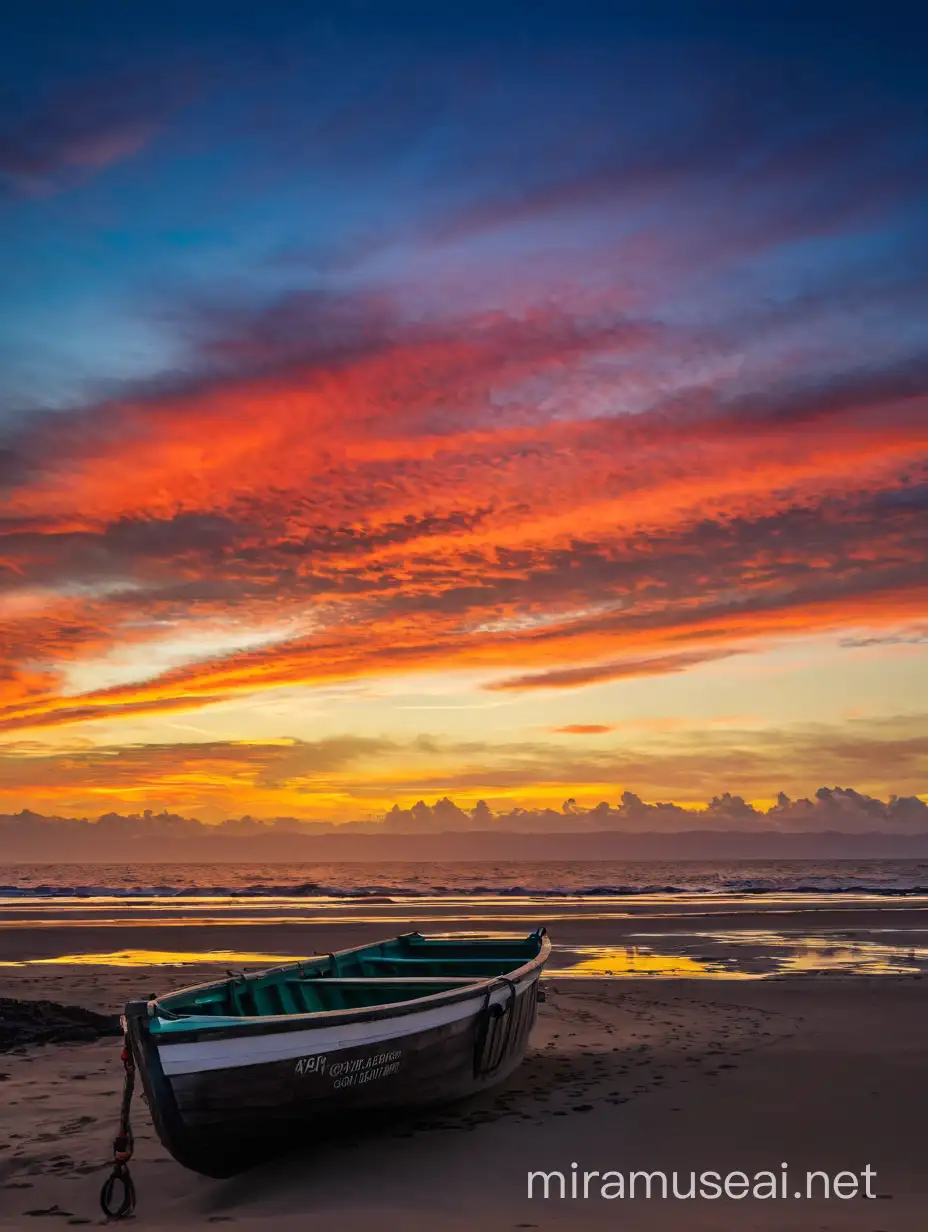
<box><xmin>100</xmin><ymin>1162</ymin><xmax>136</xmax><ymax>1221</ymax></box>
<box><xmin>100</xmin><ymin>1035</ymin><xmax>137</xmax><ymax>1220</ymax></box>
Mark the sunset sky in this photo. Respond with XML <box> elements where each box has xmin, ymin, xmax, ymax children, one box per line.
<box><xmin>0</xmin><ymin>3</ymin><xmax>926</xmax><ymax>822</ymax></box>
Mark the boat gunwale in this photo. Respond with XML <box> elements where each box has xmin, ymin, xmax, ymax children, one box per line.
<box><xmin>139</xmin><ymin>932</ymin><xmax>550</xmax><ymax>1045</ymax></box>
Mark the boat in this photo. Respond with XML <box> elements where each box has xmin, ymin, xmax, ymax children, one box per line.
<box><xmin>123</xmin><ymin>928</ymin><xmax>550</xmax><ymax>1177</ymax></box>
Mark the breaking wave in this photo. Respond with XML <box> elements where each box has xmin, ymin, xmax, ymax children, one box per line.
<box><xmin>3</xmin><ymin>866</ymin><xmax>928</xmax><ymax>901</ymax></box>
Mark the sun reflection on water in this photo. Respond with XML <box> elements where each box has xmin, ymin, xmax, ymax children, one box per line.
<box><xmin>555</xmin><ymin>947</ymin><xmax>745</xmax><ymax>978</ymax></box>
<box><xmin>2</xmin><ymin>933</ymin><xmax>927</xmax><ymax>978</ymax></box>
<box><xmin>553</xmin><ymin>932</ymin><xmax>928</xmax><ymax>979</ymax></box>
<box><xmin>0</xmin><ymin>949</ymin><xmax>300</xmax><ymax>968</ymax></box>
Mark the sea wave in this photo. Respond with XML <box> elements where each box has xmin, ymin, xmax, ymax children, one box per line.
<box><xmin>2</xmin><ymin>879</ymin><xmax>928</xmax><ymax>900</ymax></box>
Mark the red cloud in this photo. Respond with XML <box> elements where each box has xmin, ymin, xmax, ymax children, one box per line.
<box><xmin>492</xmin><ymin>650</ymin><xmax>740</xmax><ymax>692</ymax></box>
<box><xmin>0</xmin><ymin>297</ymin><xmax>924</xmax><ymax>734</ymax></box>
<box><xmin>551</xmin><ymin>724</ymin><xmax>617</xmax><ymax>734</ymax></box>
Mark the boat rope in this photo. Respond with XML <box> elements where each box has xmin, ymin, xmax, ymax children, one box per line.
<box><xmin>476</xmin><ymin>976</ymin><xmax>519</xmax><ymax>1075</ymax></box>
<box><xmin>99</xmin><ymin>1032</ymin><xmax>137</xmax><ymax>1220</ymax></box>
<box><xmin>497</xmin><ymin>977</ymin><xmax>518</xmax><ymax>1060</ymax></box>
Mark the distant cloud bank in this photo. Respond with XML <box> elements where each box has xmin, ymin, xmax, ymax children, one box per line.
<box><xmin>2</xmin><ymin>786</ymin><xmax>926</xmax><ymax>848</ymax></box>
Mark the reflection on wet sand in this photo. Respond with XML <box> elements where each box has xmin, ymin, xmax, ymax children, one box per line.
<box><xmin>0</xmin><ymin>948</ymin><xmax>300</xmax><ymax>968</ymax></box>
<box><xmin>3</xmin><ymin>929</ymin><xmax>927</xmax><ymax>978</ymax></box>
<box><xmin>0</xmin><ymin>912</ymin><xmax>638</xmax><ymax>929</ymax></box>
<box><xmin>554</xmin><ymin>930</ymin><xmax>928</xmax><ymax>978</ymax></box>
<box><xmin>554</xmin><ymin>945</ymin><xmax>753</xmax><ymax>978</ymax></box>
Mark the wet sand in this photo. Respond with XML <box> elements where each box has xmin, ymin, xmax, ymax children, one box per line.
<box><xmin>2</xmin><ymin>952</ymin><xmax>927</xmax><ymax>1230</ymax></box>
<box><xmin>3</xmin><ymin>899</ymin><xmax>928</xmax><ymax>965</ymax></box>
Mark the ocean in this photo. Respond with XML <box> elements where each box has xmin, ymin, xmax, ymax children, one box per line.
<box><xmin>4</xmin><ymin>857</ymin><xmax>928</xmax><ymax>899</ymax></box>
<box><xmin>3</xmin><ymin>860</ymin><xmax>928</xmax><ymax>979</ymax></box>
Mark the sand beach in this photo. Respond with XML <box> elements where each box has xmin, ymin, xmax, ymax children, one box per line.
<box><xmin>1</xmin><ymin>895</ymin><xmax>926</xmax><ymax>1231</ymax></box>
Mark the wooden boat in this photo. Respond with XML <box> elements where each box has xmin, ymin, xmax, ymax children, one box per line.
<box><xmin>124</xmin><ymin>928</ymin><xmax>550</xmax><ymax>1176</ymax></box>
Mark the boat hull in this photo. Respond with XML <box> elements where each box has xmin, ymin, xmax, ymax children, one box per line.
<box><xmin>127</xmin><ymin>944</ymin><xmax>546</xmax><ymax>1176</ymax></box>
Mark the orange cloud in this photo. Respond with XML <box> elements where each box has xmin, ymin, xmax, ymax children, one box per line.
<box><xmin>0</xmin><ymin>712</ymin><xmax>926</xmax><ymax>821</ymax></box>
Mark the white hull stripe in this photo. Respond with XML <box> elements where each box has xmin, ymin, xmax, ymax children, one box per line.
<box><xmin>158</xmin><ymin>977</ymin><xmax>534</xmax><ymax>1077</ymax></box>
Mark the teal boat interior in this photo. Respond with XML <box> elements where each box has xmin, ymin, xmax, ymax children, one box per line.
<box><xmin>150</xmin><ymin>931</ymin><xmax>546</xmax><ymax>1032</ymax></box>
